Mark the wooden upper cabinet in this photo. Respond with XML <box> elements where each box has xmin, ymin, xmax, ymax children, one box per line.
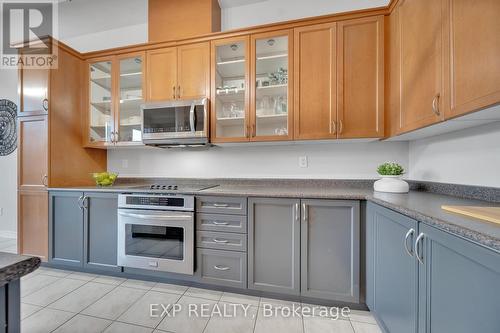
<box><xmin>384</xmin><ymin>7</ymin><xmax>401</xmax><ymax>137</ymax></box>
<box><xmin>337</xmin><ymin>16</ymin><xmax>384</xmax><ymax>138</ymax></box>
<box><xmin>294</xmin><ymin>23</ymin><xmax>337</xmax><ymax>140</ymax></box>
<box><xmin>399</xmin><ymin>0</ymin><xmax>444</xmax><ymax>132</ymax></box>
<box><xmin>19</xmin><ymin>68</ymin><xmax>49</xmax><ymax>116</ymax></box>
<box><xmin>146</xmin><ymin>48</ymin><xmax>178</xmax><ymax>101</ymax></box>
<box><xmin>445</xmin><ymin>0</ymin><xmax>500</xmax><ymax>119</ymax></box>
<box><xmin>146</xmin><ymin>43</ymin><xmax>209</xmax><ymax>101</ymax></box>
<box><xmin>177</xmin><ymin>42</ymin><xmax>210</xmax><ymax>99</ymax></box>
<box><xmin>18</xmin><ymin>115</ymin><xmax>48</xmax><ymax>191</ymax></box>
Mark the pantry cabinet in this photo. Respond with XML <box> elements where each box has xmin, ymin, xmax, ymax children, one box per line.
<box><xmin>18</xmin><ymin>67</ymin><xmax>49</xmax><ymax>116</ymax></box>
<box><xmin>85</xmin><ymin>52</ymin><xmax>146</xmax><ymax>147</ymax></box>
<box><xmin>146</xmin><ymin>42</ymin><xmax>210</xmax><ymax>102</ymax></box>
<box><xmin>211</xmin><ymin>30</ymin><xmax>293</xmax><ymax>142</ymax></box>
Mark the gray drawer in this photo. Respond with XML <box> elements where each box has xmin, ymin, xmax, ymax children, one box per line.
<box><xmin>196</xmin><ymin>213</ymin><xmax>247</xmax><ymax>234</ymax></box>
<box><xmin>197</xmin><ymin>231</ymin><xmax>247</xmax><ymax>252</ymax></box>
<box><xmin>196</xmin><ymin>248</ymin><xmax>247</xmax><ymax>289</ymax></box>
<box><xmin>196</xmin><ymin>196</ymin><xmax>247</xmax><ymax>215</ymax></box>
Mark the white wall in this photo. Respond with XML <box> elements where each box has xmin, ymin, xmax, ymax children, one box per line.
<box><xmin>221</xmin><ymin>0</ymin><xmax>389</xmax><ymax>30</ymax></box>
<box><xmin>409</xmin><ymin>121</ymin><xmax>500</xmax><ymax>188</ymax></box>
<box><xmin>0</xmin><ymin>68</ymin><xmax>19</xmax><ymax>238</ymax></box>
<box><xmin>108</xmin><ymin>141</ymin><xmax>409</xmax><ymax>179</ymax></box>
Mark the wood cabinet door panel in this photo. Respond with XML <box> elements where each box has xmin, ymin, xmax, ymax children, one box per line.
<box><xmin>446</xmin><ymin>0</ymin><xmax>500</xmax><ymax>118</ymax></box>
<box><xmin>19</xmin><ymin>68</ymin><xmax>49</xmax><ymax>116</ymax></box>
<box><xmin>146</xmin><ymin>48</ymin><xmax>178</xmax><ymax>101</ymax></box>
<box><xmin>18</xmin><ymin>116</ymin><xmax>47</xmax><ymax>190</ymax></box>
<box><xmin>177</xmin><ymin>42</ymin><xmax>210</xmax><ymax>99</ymax></box>
<box><xmin>294</xmin><ymin>23</ymin><xmax>337</xmax><ymax>140</ymax></box>
<box><xmin>337</xmin><ymin>16</ymin><xmax>384</xmax><ymax>138</ymax></box>
<box><xmin>399</xmin><ymin>0</ymin><xmax>444</xmax><ymax>132</ymax></box>
<box><xmin>18</xmin><ymin>190</ymin><xmax>48</xmax><ymax>260</ymax></box>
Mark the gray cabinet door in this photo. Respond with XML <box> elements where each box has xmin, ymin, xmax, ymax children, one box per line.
<box><xmin>248</xmin><ymin>198</ymin><xmax>300</xmax><ymax>295</ymax></box>
<box><xmin>83</xmin><ymin>192</ymin><xmax>121</xmax><ymax>272</ymax></box>
<box><xmin>301</xmin><ymin>200</ymin><xmax>360</xmax><ymax>302</ymax></box>
<box><xmin>366</xmin><ymin>203</ymin><xmax>418</xmax><ymax>333</ymax></box>
<box><xmin>418</xmin><ymin>223</ymin><xmax>500</xmax><ymax>333</ymax></box>
<box><xmin>49</xmin><ymin>191</ymin><xmax>84</xmax><ymax>267</ymax></box>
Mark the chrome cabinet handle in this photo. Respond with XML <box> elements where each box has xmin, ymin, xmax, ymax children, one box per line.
<box><xmin>42</xmin><ymin>174</ymin><xmax>48</xmax><ymax>186</ymax></box>
<box><xmin>414</xmin><ymin>233</ymin><xmax>425</xmax><ymax>265</ymax></box>
<box><xmin>295</xmin><ymin>203</ymin><xmax>299</xmax><ymax>223</ymax></box>
<box><xmin>432</xmin><ymin>94</ymin><xmax>440</xmax><ymax>116</ymax></box>
<box><xmin>214</xmin><ymin>265</ymin><xmax>230</xmax><ymax>271</ymax></box>
<box><xmin>42</xmin><ymin>98</ymin><xmax>49</xmax><ymax>111</ymax></box>
<box><xmin>82</xmin><ymin>196</ymin><xmax>88</xmax><ymax>210</ymax></box>
<box><xmin>212</xmin><ymin>203</ymin><xmax>229</xmax><ymax>208</ymax></box>
<box><xmin>77</xmin><ymin>195</ymin><xmax>84</xmax><ymax>210</ymax></box>
<box><xmin>211</xmin><ymin>221</ymin><xmax>229</xmax><ymax>226</ymax></box>
<box><xmin>404</xmin><ymin>228</ymin><xmax>415</xmax><ymax>257</ymax></box>
<box><xmin>302</xmin><ymin>203</ymin><xmax>308</xmax><ymax>222</ymax></box>
<box><xmin>177</xmin><ymin>86</ymin><xmax>181</xmax><ymax>99</ymax></box>
<box><xmin>332</xmin><ymin>121</ymin><xmax>337</xmax><ymax>134</ymax></box>
<box><xmin>173</xmin><ymin>86</ymin><xmax>176</xmax><ymax>99</ymax></box>
<box><xmin>339</xmin><ymin>119</ymin><xmax>343</xmax><ymax>134</ymax></box>
<box><xmin>213</xmin><ymin>238</ymin><xmax>229</xmax><ymax>244</ymax></box>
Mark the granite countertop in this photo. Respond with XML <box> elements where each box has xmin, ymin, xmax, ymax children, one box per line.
<box><xmin>0</xmin><ymin>253</ymin><xmax>40</xmax><ymax>287</ymax></box>
<box><xmin>49</xmin><ymin>181</ymin><xmax>500</xmax><ymax>253</ymax></box>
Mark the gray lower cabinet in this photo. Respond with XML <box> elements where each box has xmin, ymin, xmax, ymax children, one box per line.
<box><xmin>366</xmin><ymin>202</ymin><xmax>418</xmax><ymax>333</ymax></box>
<box><xmin>367</xmin><ymin>203</ymin><xmax>500</xmax><ymax>333</ymax></box>
<box><xmin>83</xmin><ymin>193</ymin><xmax>120</xmax><ymax>272</ymax></box>
<box><xmin>248</xmin><ymin>198</ymin><xmax>300</xmax><ymax>295</ymax></box>
<box><xmin>49</xmin><ymin>191</ymin><xmax>84</xmax><ymax>267</ymax></box>
<box><xmin>417</xmin><ymin>223</ymin><xmax>500</xmax><ymax>333</ymax></box>
<box><xmin>49</xmin><ymin>191</ymin><xmax>120</xmax><ymax>272</ymax></box>
<box><xmin>301</xmin><ymin>200</ymin><xmax>360</xmax><ymax>302</ymax></box>
<box><xmin>196</xmin><ymin>248</ymin><xmax>247</xmax><ymax>289</ymax></box>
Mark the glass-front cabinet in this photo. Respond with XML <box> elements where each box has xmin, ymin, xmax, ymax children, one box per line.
<box><xmin>86</xmin><ymin>52</ymin><xmax>145</xmax><ymax>147</ymax></box>
<box><xmin>211</xmin><ymin>30</ymin><xmax>292</xmax><ymax>142</ymax></box>
<box><xmin>251</xmin><ymin>31</ymin><xmax>292</xmax><ymax>140</ymax></box>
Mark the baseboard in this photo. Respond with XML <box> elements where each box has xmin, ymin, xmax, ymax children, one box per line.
<box><xmin>0</xmin><ymin>230</ymin><xmax>17</xmax><ymax>239</ymax></box>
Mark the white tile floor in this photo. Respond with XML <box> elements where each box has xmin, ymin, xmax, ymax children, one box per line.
<box><xmin>2</xmin><ymin>237</ymin><xmax>384</xmax><ymax>333</ymax></box>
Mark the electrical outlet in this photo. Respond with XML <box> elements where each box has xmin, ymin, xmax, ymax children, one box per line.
<box><xmin>299</xmin><ymin>156</ymin><xmax>308</xmax><ymax>168</ymax></box>
<box><xmin>122</xmin><ymin>159</ymin><xmax>129</xmax><ymax>168</ymax></box>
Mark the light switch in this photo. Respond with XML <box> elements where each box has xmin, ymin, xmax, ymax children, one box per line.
<box><xmin>299</xmin><ymin>156</ymin><xmax>308</xmax><ymax>168</ymax></box>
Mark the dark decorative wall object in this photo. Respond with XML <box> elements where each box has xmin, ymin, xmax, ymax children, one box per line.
<box><xmin>0</xmin><ymin>99</ymin><xmax>17</xmax><ymax>156</ymax></box>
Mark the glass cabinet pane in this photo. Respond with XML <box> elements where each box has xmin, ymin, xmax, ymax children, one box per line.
<box><xmin>255</xmin><ymin>35</ymin><xmax>289</xmax><ymax>137</ymax></box>
<box><xmin>214</xmin><ymin>41</ymin><xmax>247</xmax><ymax>138</ymax></box>
<box><xmin>89</xmin><ymin>61</ymin><xmax>113</xmax><ymax>143</ymax></box>
<box><xmin>118</xmin><ymin>56</ymin><xmax>143</xmax><ymax>143</ymax></box>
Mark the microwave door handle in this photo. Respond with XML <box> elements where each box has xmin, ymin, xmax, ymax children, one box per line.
<box><xmin>189</xmin><ymin>102</ymin><xmax>195</xmax><ymax>133</ymax></box>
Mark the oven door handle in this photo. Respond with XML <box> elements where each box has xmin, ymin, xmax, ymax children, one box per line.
<box><xmin>118</xmin><ymin>211</ymin><xmax>193</xmax><ymax>221</ymax></box>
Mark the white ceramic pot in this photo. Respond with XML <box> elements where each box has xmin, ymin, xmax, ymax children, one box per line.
<box><xmin>374</xmin><ymin>175</ymin><xmax>409</xmax><ymax>193</ymax></box>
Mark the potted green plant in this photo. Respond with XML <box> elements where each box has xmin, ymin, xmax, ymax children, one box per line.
<box><xmin>374</xmin><ymin>162</ymin><xmax>409</xmax><ymax>193</ymax></box>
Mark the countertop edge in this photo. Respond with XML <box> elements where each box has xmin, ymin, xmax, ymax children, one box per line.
<box><xmin>0</xmin><ymin>255</ymin><xmax>41</xmax><ymax>287</ymax></box>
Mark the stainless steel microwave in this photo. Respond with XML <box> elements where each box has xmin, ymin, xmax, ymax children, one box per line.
<box><xmin>141</xmin><ymin>98</ymin><xmax>208</xmax><ymax>147</ymax></box>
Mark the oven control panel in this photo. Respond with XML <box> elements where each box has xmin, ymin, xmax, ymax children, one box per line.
<box><xmin>118</xmin><ymin>194</ymin><xmax>195</xmax><ymax>211</ymax></box>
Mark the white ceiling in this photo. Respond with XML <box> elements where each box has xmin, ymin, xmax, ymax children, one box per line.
<box><xmin>218</xmin><ymin>0</ymin><xmax>268</xmax><ymax>8</ymax></box>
